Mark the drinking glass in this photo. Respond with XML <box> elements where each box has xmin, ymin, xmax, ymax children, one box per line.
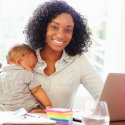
<box><xmin>82</xmin><ymin>101</ymin><xmax>110</xmax><ymax>125</ymax></box>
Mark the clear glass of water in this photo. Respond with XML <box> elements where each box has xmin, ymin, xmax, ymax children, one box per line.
<box><xmin>82</xmin><ymin>101</ymin><xmax>110</xmax><ymax>125</ymax></box>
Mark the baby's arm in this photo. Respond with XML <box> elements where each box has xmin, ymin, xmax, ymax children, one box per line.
<box><xmin>31</xmin><ymin>85</ymin><xmax>52</xmax><ymax>109</ymax></box>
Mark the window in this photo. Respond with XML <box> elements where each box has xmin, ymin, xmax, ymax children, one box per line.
<box><xmin>0</xmin><ymin>0</ymin><xmax>107</xmax><ymax>77</ymax></box>
<box><xmin>0</xmin><ymin>0</ymin><xmax>46</xmax><ymax>64</ymax></box>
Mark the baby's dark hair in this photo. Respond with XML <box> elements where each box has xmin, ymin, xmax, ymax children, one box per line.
<box><xmin>24</xmin><ymin>0</ymin><xmax>92</xmax><ymax>56</ymax></box>
<box><xmin>6</xmin><ymin>43</ymin><xmax>36</xmax><ymax>63</ymax></box>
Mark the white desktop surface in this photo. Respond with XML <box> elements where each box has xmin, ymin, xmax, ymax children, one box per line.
<box><xmin>0</xmin><ymin>111</ymin><xmax>56</xmax><ymax>125</ymax></box>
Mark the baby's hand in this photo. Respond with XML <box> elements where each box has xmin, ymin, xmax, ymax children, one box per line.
<box><xmin>45</xmin><ymin>105</ymin><xmax>52</xmax><ymax>109</ymax></box>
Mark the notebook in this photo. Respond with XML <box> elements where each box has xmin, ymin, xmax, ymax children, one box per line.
<box><xmin>99</xmin><ymin>73</ymin><xmax>125</xmax><ymax>122</ymax></box>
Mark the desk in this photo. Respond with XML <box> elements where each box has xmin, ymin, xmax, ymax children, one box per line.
<box><xmin>72</xmin><ymin>121</ymin><xmax>125</xmax><ymax>125</ymax></box>
<box><xmin>34</xmin><ymin>113</ymin><xmax>118</xmax><ymax>125</ymax></box>
<box><xmin>32</xmin><ymin>113</ymin><xmax>120</xmax><ymax>125</ymax></box>
<box><xmin>2</xmin><ymin>112</ymin><xmax>125</xmax><ymax>125</ymax></box>
<box><xmin>110</xmin><ymin>122</ymin><xmax>125</xmax><ymax>125</ymax></box>
<box><xmin>3</xmin><ymin>121</ymin><xmax>125</xmax><ymax>125</ymax></box>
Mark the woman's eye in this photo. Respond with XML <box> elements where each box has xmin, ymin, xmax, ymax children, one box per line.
<box><xmin>51</xmin><ymin>25</ymin><xmax>58</xmax><ymax>30</ymax></box>
<box><xmin>65</xmin><ymin>29</ymin><xmax>73</xmax><ymax>33</ymax></box>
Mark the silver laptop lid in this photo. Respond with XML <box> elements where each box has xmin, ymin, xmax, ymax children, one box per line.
<box><xmin>99</xmin><ymin>73</ymin><xmax>125</xmax><ymax>122</ymax></box>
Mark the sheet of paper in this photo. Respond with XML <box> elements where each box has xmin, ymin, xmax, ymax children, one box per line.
<box><xmin>0</xmin><ymin>109</ymin><xmax>56</xmax><ymax>125</ymax></box>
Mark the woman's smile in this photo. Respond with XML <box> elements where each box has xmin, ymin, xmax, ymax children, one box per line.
<box><xmin>53</xmin><ymin>39</ymin><xmax>64</xmax><ymax>46</ymax></box>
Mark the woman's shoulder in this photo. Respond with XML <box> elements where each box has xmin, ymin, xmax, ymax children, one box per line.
<box><xmin>60</xmin><ymin>51</ymin><xmax>89</xmax><ymax>63</ymax></box>
<box><xmin>73</xmin><ymin>53</ymin><xmax>88</xmax><ymax>62</ymax></box>
<box><xmin>76</xmin><ymin>53</ymin><xmax>93</xmax><ymax>67</ymax></box>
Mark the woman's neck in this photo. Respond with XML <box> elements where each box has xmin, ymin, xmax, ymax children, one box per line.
<box><xmin>40</xmin><ymin>48</ymin><xmax>62</xmax><ymax>62</ymax></box>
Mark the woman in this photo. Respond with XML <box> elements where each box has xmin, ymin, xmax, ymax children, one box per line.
<box><xmin>24</xmin><ymin>0</ymin><xmax>103</xmax><ymax>108</ymax></box>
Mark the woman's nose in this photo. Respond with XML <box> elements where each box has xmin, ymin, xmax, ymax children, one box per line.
<box><xmin>56</xmin><ymin>29</ymin><xmax>65</xmax><ymax>39</ymax></box>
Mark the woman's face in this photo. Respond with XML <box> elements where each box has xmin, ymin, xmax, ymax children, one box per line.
<box><xmin>45</xmin><ymin>13</ymin><xmax>74</xmax><ymax>52</ymax></box>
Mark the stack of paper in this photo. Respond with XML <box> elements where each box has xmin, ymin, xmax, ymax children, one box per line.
<box><xmin>0</xmin><ymin>108</ymin><xmax>56</xmax><ymax>125</ymax></box>
<box><xmin>46</xmin><ymin>108</ymin><xmax>73</xmax><ymax>125</ymax></box>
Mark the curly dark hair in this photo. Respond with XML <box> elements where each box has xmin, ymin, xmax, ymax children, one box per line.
<box><xmin>24</xmin><ymin>0</ymin><xmax>92</xmax><ymax>56</ymax></box>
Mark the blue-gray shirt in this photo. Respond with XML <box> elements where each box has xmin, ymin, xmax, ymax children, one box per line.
<box><xmin>0</xmin><ymin>64</ymin><xmax>40</xmax><ymax>112</ymax></box>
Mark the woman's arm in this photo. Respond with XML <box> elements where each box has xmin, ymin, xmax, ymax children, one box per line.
<box><xmin>80</xmin><ymin>55</ymin><xmax>104</xmax><ymax>100</ymax></box>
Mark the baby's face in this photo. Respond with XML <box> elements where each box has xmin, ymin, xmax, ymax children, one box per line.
<box><xmin>21</xmin><ymin>52</ymin><xmax>38</xmax><ymax>72</ymax></box>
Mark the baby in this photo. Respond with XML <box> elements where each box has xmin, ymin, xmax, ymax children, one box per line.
<box><xmin>0</xmin><ymin>43</ymin><xmax>52</xmax><ymax>112</ymax></box>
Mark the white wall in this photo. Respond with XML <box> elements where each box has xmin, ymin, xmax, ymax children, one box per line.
<box><xmin>104</xmin><ymin>0</ymin><xmax>125</xmax><ymax>74</ymax></box>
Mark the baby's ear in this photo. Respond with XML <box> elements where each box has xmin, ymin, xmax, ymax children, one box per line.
<box><xmin>15</xmin><ymin>56</ymin><xmax>23</xmax><ymax>65</ymax></box>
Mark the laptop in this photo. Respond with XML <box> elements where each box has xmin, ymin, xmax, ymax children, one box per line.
<box><xmin>99</xmin><ymin>73</ymin><xmax>125</xmax><ymax>122</ymax></box>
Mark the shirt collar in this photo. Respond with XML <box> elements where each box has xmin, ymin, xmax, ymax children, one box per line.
<box><xmin>60</xmin><ymin>50</ymin><xmax>76</xmax><ymax>63</ymax></box>
<box><xmin>36</xmin><ymin>48</ymin><xmax>76</xmax><ymax>63</ymax></box>
<box><xmin>36</xmin><ymin>48</ymin><xmax>44</xmax><ymax>64</ymax></box>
